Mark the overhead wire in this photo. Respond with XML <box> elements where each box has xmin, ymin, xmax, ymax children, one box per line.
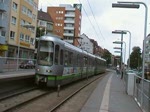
<box><xmin>86</xmin><ymin>0</ymin><xmax>105</xmax><ymax>41</ymax></box>
<box><xmin>78</xmin><ymin>0</ymin><xmax>103</xmax><ymax>43</ymax></box>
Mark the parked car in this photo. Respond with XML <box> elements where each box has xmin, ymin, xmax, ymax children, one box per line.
<box><xmin>19</xmin><ymin>60</ymin><xmax>35</xmax><ymax>69</ymax></box>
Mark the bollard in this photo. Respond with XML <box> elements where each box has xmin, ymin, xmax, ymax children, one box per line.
<box><xmin>57</xmin><ymin>84</ymin><xmax>60</xmax><ymax>97</ymax></box>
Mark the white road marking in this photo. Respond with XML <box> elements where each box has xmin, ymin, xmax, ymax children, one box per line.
<box><xmin>99</xmin><ymin>74</ymin><xmax>113</xmax><ymax>112</ymax></box>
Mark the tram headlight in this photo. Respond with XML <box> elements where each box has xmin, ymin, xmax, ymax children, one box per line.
<box><xmin>37</xmin><ymin>68</ymin><xmax>40</xmax><ymax>72</ymax></box>
<box><xmin>46</xmin><ymin>70</ymin><xmax>52</xmax><ymax>73</ymax></box>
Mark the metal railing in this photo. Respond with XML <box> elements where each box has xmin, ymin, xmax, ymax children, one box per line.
<box><xmin>123</xmin><ymin>71</ymin><xmax>150</xmax><ymax>112</ymax></box>
<box><xmin>0</xmin><ymin>57</ymin><xmax>36</xmax><ymax>72</ymax></box>
<box><xmin>134</xmin><ymin>75</ymin><xmax>150</xmax><ymax>112</ymax></box>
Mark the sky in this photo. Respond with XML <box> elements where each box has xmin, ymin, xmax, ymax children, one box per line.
<box><xmin>38</xmin><ymin>0</ymin><xmax>150</xmax><ymax>64</ymax></box>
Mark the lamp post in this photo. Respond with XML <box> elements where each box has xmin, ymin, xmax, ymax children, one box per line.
<box><xmin>112</xmin><ymin>0</ymin><xmax>148</xmax><ymax>78</ymax></box>
<box><xmin>115</xmin><ymin>30</ymin><xmax>131</xmax><ymax>69</ymax></box>
<box><xmin>112</xmin><ymin>30</ymin><xmax>127</xmax><ymax>72</ymax></box>
<box><xmin>112</xmin><ymin>1</ymin><xmax>148</xmax><ymax>107</ymax></box>
<box><xmin>113</xmin><ymin>42</ymin><xmax>126</xmax><ymax>64</ymax></box>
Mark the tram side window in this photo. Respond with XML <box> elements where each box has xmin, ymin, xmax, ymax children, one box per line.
<box><xmin>64</xmin><ymin>50</ymin><xmax>68</xmax><ymax>66</ymax></box>
<box><xmin>55</xmin><ymin>45</ymin><xmax>59</xmax><ymax>65</ymax></box>
<box><xmin>83</xmin><ymin>56</ymin><xmax>88</xmax><ymax>66</ymax></box>
<box><xmin>68</xmin><ymin>51</ymin><xmax>73</xmax><ymax>66</ymax></box>
<box><xmin>60</xmin><ymin>50</ymin><xmax>63</xmax><ymax>65</ymax></box>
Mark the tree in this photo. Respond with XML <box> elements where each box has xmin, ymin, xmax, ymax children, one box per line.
<box><xmin>130</xmin><ymin>46</ymin><xmax>142</xmax><ymax>69</ymax></box>
<box><xmin>102</xmin><ymin>49</ymin><xmax>112</xmax><ymax>67</ymax></box>
<box><xmin>36</xmin><ymin>27</ymin><xmax>45</xmax><ymax>37</ymax></box>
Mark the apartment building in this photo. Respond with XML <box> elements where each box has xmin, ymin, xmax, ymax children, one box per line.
<box><xmin>145</xmin><ymin>34</ymin><xmax>150</xmax><ymax>68</ymax></box>
<box><xmin>47</xmin><ymin>4</ymin><xmax>82</xmax><ymax>45</ymax></box>
<box><xmin>37</xmin><ymin>9</ymin><xmax>53</xmax><ymax>36</ymax></box>
<box><xmin>78</xmin><ymin>33</ymin><xmax>93</xmax><ymax>53</ymax></box>
<box><xmin>0</xmin><ymin>0</ymin><xmax>11</xmax><ymax>56</ymax></box>
<box><xmin>7</xmin><ymin>0</ymin><xmax>38</xmax><ymax>59</ymax></box>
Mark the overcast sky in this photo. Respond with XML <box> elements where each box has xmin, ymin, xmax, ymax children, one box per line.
<box><xmin>38</xmin><ymin>0</ymin><xmax>150</xmax><ymax>64</ymax></box>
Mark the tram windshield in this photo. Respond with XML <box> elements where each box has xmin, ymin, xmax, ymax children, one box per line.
<box><xmin>37</xmin><ymin>41</ymin><xmax>54</xmax><ymax>66</ymax></box>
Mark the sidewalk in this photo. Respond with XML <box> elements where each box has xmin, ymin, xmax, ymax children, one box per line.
<box><xmin>0</xmin><ymin>69</ymin><xmax>35</xmax><ymax>80</ymax></box>
<box><xmin>80</xmin><ymin>71</ymin><xmax>142</xmax><ymax>112</ymax></box>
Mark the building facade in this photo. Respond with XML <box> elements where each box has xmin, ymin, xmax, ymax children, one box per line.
<box><xmin>37</xmin><ymin>9</ymin><xmax>53</xmax><ymax>35</ymax></box>
<box><xmin>6</xmin><ymin>0</ymin><xmax>38</xmax><ymax>59</ymax></box>
<box><xmin>78</xmin><ymin>33</ymin><xmax>93</xmax><ymax>53</ymax></box>
<box><xmin>47</xmin><ymin>4</ymin><xmax>82</xmax><ymax>45</ymax></box>
<box><xmin>0</xmin><ymin>0</ymin><xmax>11</xmax><ymax>56</ymax></box>
<box><xmin>145</xmin><ymin>34</ymin><xmax>150</xmax><ymax>68</ymax></box>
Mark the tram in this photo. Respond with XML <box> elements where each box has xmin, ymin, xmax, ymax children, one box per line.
<box><xmin>35</xmin><ymin>34</ymin><xmax>106</xmax><ymax>87</ymax></box>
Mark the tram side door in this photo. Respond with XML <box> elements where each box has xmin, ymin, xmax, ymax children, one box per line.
<box><xmin>53</xmin><ymin>45</ymin><xmax>63</xmax><ymax>75</ymax></box>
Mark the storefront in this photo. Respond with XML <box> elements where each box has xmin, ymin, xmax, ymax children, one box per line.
<box><xmin>0</xmin><ymin>44</ymin><xmax>8</xmax><ymax>56</ymax></box>
<box><xmin>7</xmin><ymin>45</ymin><xmax>35</xmax><ymax>59</ymax></box>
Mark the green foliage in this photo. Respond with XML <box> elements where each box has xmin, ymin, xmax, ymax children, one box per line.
<box><xmin>36</xmin><ymin>27</ymin><xmax>45</xmax><ymax>37</ymax></box>
<box><xmin>102</xmin><ymin>49</ymin><xmax>112</xmax><ymax>66</ymax></box>
<box><xmin>130</xmin><ymin>46</ymin><xmax>142</xmax><ymax>69</ymax></box>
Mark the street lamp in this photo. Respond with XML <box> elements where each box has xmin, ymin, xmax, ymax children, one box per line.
<box><xmin>115</xmin><ymin>30</ymin><xmax>131</xmax><ymax>69</ymax></box>
<box><xmin>112</xmin><ymin>1</ymin><xmax>148</xmax><ymax>107</ymax></box>
<box><xmin>113</xmin><ymin>41</ymin><xmax>123</xmax><ymax>44</ymax></box>
<box><xmin>113</xmin><ymin>47</ymin><xmax>122</xmax><ymax>50</ymax></box>
<box><xmin>112</xmin><ymin>3</ymin><xmax>140</xmax><ymax>8</ymax></box>
<box><xmin>113</xmin><ymin>41</ymin><xmax>126</xmax><ymax>64</ymax></box>
<box><xmin>112</xmin><ymin>1</ymin><xmax>148</xmax><ymax>78</ymax></box>
<box><xmin>114</xmin><ymin>51</ymin><xmax>121</xmax><ymax>53</ymax></box>
<box><xmin>112</xmin><ymin>30</ymin><xmax>127</xmax><ymax>72</ymax></box>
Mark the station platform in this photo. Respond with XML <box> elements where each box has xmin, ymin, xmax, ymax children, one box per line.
<box><xmin>0</xmin><ymin>70</ymin><xmax>35</xmax><ymax>80</ymax></box>
<box><xmin>81</xmin><ymin>71</ymin><xmax>142</xmax><ymax>112</ymax></box>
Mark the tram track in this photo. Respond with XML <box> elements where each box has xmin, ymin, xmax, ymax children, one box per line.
<box><xmin>0</xmin><ymin>88</ymin><xmax>54</xmax><ymax>112</ymax></box>
<box><xmin>0</xmin><ymin>73</ymin><xmax>107</xmax><ymax>112</ymax></box>
<box><xmin>49</xmin><ymin>74</ymin><xmax>105</xmax><ymax>112</ymax></box>
<box><xmin>0</xmin><ymin>86</ymin><xmax>37</xmax><ymax>101</ymax></box>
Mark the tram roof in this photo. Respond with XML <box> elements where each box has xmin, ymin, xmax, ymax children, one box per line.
<box><xmin>40</xmin><ymin>34</ymin><xmax>105</xmax><ymax>61</ymax></box>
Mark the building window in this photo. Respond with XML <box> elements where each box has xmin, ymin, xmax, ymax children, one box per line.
<box><xmin>11</xmin><ymin>16</ymin><xmax>16</xmax><ymax>25</ymax></box>
<box><xmin>12</xmin><ymin>2</ymin><xmax>17</xmax><ymax>11</ymax></box>
<box><xmin>8</xmin><ymin>48</ymin><xmax>15</xmax><ymax>57</ymax></box>
<box><xmin>25</xmin><ymin>35</ymin><xmax>30</xmax><ymax>42</ymax></box>
<box><xmin>22</xmin><ymin>5</ymin><xmax>27</xmax><ymax>14</ymax></box>
<box><xmin>20</xmin><ymin>33</ymin><xmax>24</xmax><ymax>40</ymax></box>
<box><xmin>30</xmin><ymin>38</ymin><xmax>34</xmax><ymax>45</ymax></box>
<box><xmin>59</xmin><ymin>11</ymin><xmax>63</xmax><ymax>14</ymax></box>
<box><xmin>10</xmin><ymin>31</ymin><xmax>15</xmax><ymax>39</ymax></box>
<box><xmin>20</xmin><ymin>19</ymin><xmax>25</xmax><ymax>26</ymax></box>
<box><xmin>27</xmin><ymin>9</ymin><xmax>32</xmax><ymax>18</ymax></box>
<box><xmin>1</xmin><ymin>31</ymin><xmax>5</xmax><ymax>36</ymax></box>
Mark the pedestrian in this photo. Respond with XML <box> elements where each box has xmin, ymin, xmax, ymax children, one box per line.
<box><xmin>116</xmin><ymin>65</ymin><xmax>119</xmax><ymax>77</ymax></box>
<box><xmin>121</xmin><ymin>64</ymin><xmax>124</xmax><ymax>79</ymax></box>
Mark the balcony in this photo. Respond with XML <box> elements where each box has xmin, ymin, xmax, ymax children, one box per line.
<box><xmin>0</xmin><ymin>3</ymin><xmax>7</xmax><ymax>12</ymax></box>
<box><xmin>64</xmin><ymin>26</ymin><xmax>74</xmax><ymax>30</ymax></box>
<box><xmin>63</xmin><ymin>33</ymin><xmax>74</xmax><ymax>37</ymax></box>
<box><xmin>0</xmin><ymin>35</ymin><xmax>6</xmax><ymax>44</ymax></box>
<box><xmin>65</xmin><ymin>14</ymin><xmax>75</xmax><ymax>17</ymax></box>
<box><xmin>66</xmin><ymin>8</ymin><xmax>75</xmax><ymax>11</ymax></box>
<box><xmin>64</xmin><ymin>20</ymin><xmax>75</xmax><ymax>24</ymax></box>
